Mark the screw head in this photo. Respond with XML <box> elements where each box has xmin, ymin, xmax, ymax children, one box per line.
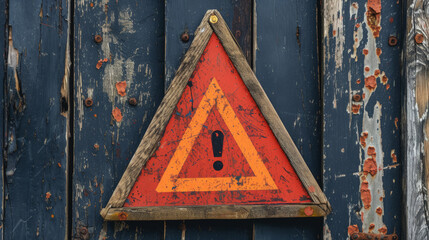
<box><xmin>181</xmin><ymin>32</ymin><xmax>190</xmax><ymax>43</ymax></box>
<box><xmin>353</xmin><ymin>94</ymin><xmax>361</xmax><ymax>102</ymax></box>
<box><xmin>128</xmin><ymin>98</ymin><xmax>137</xmax><ymax>106</ymax></box>
<box><xmin>84</xmin><ymin>98</ymin><xmax>93</xmax><ymax>107</ymax></box>
<box><xmin>388</xmin><ymin>36</ymin><xmax>397</xmax><ymax>46</ymax></box>
<box><xmin>94</xmin><ymin>34</ymin><xmax>103</xmax><ymax>43</ymax></box>
<box><xmin>209</xmin><ymin>15</ymin><xmax>218</xmax><ymax>24</ymax></box>
<box><xmin>79</xmin><ymin>227</ymin><xmax>88</xmax><ymax>235</ymax></box>
<box><xmin>415</xmin><ymin>33</ymin><xmax>424</xmax><ymax>44</ymax></box>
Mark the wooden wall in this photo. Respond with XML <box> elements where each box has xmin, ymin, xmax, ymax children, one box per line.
<box><xmin>1</xmin><ymin>0</ymin><xmax>422</xmax><ymax>239</ymax></box>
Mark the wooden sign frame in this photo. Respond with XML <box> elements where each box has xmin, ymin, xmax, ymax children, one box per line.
<box><xmin>101</xmin><ymin>10</ymin><xmax>331</xmax><ymax>221</ymax></box>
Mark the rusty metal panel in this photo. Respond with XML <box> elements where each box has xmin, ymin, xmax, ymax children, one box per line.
<box><xmin>323</xmin><ymin>0</ymin><xmax>402</xmax><ymax>238</ymax></box>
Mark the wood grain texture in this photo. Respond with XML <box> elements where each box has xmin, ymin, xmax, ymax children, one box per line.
<box><xmin>104</xmin><ymin>204</ymin><xmax>328</xmax><ymax>221</ymax></box>
<box><xmin>404</xmin><ymin>0</ymin><xmax>429</xmax><ymax>239</ymax></box>
<box><xmin>0</xmin><ymin>0</ymin><xmax>5</xmax><ymax>238</ymax></box>
<box><xmin>323</xmin><ymin>0</ymin><xmax>402</xmax><ymax>238</ymax></box>
<box><xmin>73</xmin><ymin>0</ymin><xmax>165</xmax><ymax>239</ymax></box>
<box><xmin>4</xmin><ymin>0</ymin><xmax>69</xmax><ymax>239</ymax></box>
<box><xmin>252</xmin><ymin>1</ymin><xmax>323</xmax><ymax>238</ymax></box>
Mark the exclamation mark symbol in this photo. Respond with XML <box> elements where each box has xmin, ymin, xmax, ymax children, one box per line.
<box><xmin>211</xmin><ymin>130</ymin><xmax>224</xmax><ymax>171</ymax></box>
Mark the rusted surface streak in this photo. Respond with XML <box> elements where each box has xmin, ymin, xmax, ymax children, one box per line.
<box><xmin>357</xmin><ymin>0</ymin><xmax>386</xmax><ymax>234</ymax></box>
<box><xmin>324</xmin><ymin>0</ymin><xmax>402</xmax><ymax>238</ymax></box>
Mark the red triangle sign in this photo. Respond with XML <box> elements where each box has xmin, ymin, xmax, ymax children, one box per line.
<box><xmin>101</xmin><ymin>10</ymin><xmax>330</xmax><ymax>221</ymax></box>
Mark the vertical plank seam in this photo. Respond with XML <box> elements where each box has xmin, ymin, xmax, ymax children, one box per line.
<box><xmin>1</xmin><ymin>0</ymin><xmax>8</xmax><ymax>238</ymax></box>
<box><xmin>67</xmin><ymin>0</ymin><xmax>75</xmax><ymax>239</ymax></box>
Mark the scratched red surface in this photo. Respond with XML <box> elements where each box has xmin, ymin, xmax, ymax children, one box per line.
<box><xmin>125</xmin><ymin>34</ymin><xmax>311</xmax><ymax>207</ymax></box>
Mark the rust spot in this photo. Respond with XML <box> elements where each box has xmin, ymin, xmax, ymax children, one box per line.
<box><xmin>376</xmin><ymin>48</ymin><xmax>382</xmax><ymax>56</ymax></box>
<box><xmin>367</xmin><ymin>146</ymin><xmax>376</xmax><ymax>158</ymax></box>
<box><xmin>353</xmin><ymin>94</ymin><xmax>362</xmax><ymax>102</ymax></box>
<box><xmin>369</xmin><ymin>223</ymin><xmax>375</xmax><ymax>231</ymax></box>
<box><xmin>389</xmin><ymin>17</ymin><xmax>394</xmax><ymax>23</ymax></box>
<box><xmin>391</xmin><ymin>150</ymin><xmax>397</xmax><ymax>163</ymax></box>
<box><xmin>58</xmin><ymin>163</ymin><xmax>62</xmax><ymax>168</ymax></box>
<box><xmin>376</xmin><ymin>207</ymin><xmax>383</xmax><ymax>215</ymax></box>
<box><xmin>365</xmin><ymin>75</ymin><xmax>377</xmax><ymax>91</ymax></box>
<box><xmin>96</xmin><ymin>58</ymin><xmax>108</xmax><ymax>69</ymax></box>
<box><xmin>394</xmin><ymin>117</ymin><xmax>399</xmax><ymax>129</ymax></box>
<box><xmin>51</xmin><ymin>214</ymin><xmax>54</xmax><ymax>218</ymax></box>
<box><xmin>84</xmin><ymin>98</ymin><xmax>93</xmax><ymax>107</ymax></box>
<box><xmin>367</xmin><ymin>0</ymin><xmax>381</xmax><ymax>37</ymax></box>
<box><xmin>386</xmin><ymin>84</ymin><xmax>390</xmax><ymax>90</ymax></box>
<box><xmin>348</xmin><ymin>225</ymin><xmax>359</xmax><ymax>235</ymax></box>
<box><xmin>374</xmin><ymin>69</ymin><xmax>380</xmax><ymax>76</ymax></box>
<box><xmin>362</xmin><ymin>93</ymin><xmax>366</xmax><ymax>99</ymax></box>
<box><xmin>380</xmin><ymin>197</ymin><xmax>383</xmax><ymax>201</ymax></box>
<box><xmin>112</xmin><ymin>107</ymin><xmax>123</xmax><ymax>122</ymax></box>
<box><xmin>356</xmin><ymin>79</ymin><xmax>361</xmax><ymax>84</ymax></box>
<box><xmin>90</xmin><ymin>2</ymin><xmax>94</xmax><ymax>7</ymax></box>
<box><xmin>378</xmin><ymin>226</ymin><xmax>388</xmax><ymax>234</ymax></box>
<box><xmin>382</xmin><ymin>75</ymin><xmax>388</xmax><ymax>84</ymax></box>
<box><xmin>115</xmin><ymin>81</ymin><xmax>127</xmax><ymax>96</ymax></box>
<box><xmin>365</xmin><ymin>66</ymin><xmax>370</xmax><ymax>72</ymax></box>
<box><xmin>363</xmin><ymin>49</ymin><xmax>369</xmax><ymax>55</ymax></box>
<box><xmin>118</xmin><ymin>212</ymin><xmax>128</xmax><ymax>221</ymax></box>
<box><xmin>45</xmin><ymin>192</ymin><xmax>51</xmax><ymax>199</ymax></box>
<box><xmin>360</xmin><ymin>180</ymin><xmax>371</xmax><ymax>209</ymax></box>
<box><xmin>304</xmin><ymin>207</ymin><xmax>313</xmax><ymax>216</ymax></box>
<box><xmin>360</xmin><ymin>132</ymin><xmax>368</xmax><ymax>148</ymax></box>
<box><xmin>415</xmin><ymin>33</ymin><xmax>424</xmax><ymax>44</ymax></box>
<box><xmin>363</xmin><ymin>158</ymin><xmax>377</xmax><ymax>176</ymax></box>
<box><xmin>352</xmin><ymin>104</ymin><xmax>361</xmax><ymax>114</ymax></box>
<box><xmin>333</xmin><ymin>30</ymin><xmax>336</xmax><ymax>36</ymax></box>
<box><xmin>355</xmin><ymin>23</ymin><xmax>360</xmax><ymax>28</ymax></box>
<box><xmin>94</xmin><ymin>143</ymin><xmax>100</xmax><ymax>151</ymax></box>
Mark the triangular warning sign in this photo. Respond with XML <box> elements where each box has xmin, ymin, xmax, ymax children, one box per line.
<box><xmin>101</xmin><ymin>10</ymin><xmax>331</xmax><ymax>221</ymax></box>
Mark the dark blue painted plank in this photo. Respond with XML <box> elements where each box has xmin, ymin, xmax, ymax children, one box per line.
<box><xmin>4</xmin><ymin>0</ymin><xmax>69</xmax><ymax>239</ymax></box>
<box><xmin>73</xmin><ymin>0</ymin><xmax>165</xmax><ymax>239</ymax></box>
<box><xmin>323</xmin><ymin>1</ymin><xmax>402</xmax><ymax>238</ymax></box>
<box><xmin>253</xmin><ymin>0</ymin><xmax>322</xmax><ymax>239</ymax></box>
<box><xmin>164</xmin><ymin>1</ymin><xmax>253</xmax><ymax>239</ymax></box>
<box><xmin>0</xmin><ymin>0</ymin><xmax>5</xmax><ymax>238</ymax></box>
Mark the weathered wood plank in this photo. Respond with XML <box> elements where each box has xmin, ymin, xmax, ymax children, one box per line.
<box><xmin>253</xmin><ymin>0</ymin><xmax>323</xmax><ymax>238</ymax></box>
<box><xmin>73</xmin><ymin>0</ymin><xmax>165</xmax><ymax>238</ymax></box>
<box><xmin>323</xmin><ymin>0</ymin><xmax>402</xmax><ymax>238</ymax></box>
<box><xmin>164</xmin><ymin>2</ymin><xmax>253</xmax><ymax>239</ymax></box>
<box><xmin>4</xmin><ymin>0</ymin><xmax>69</xmax><ymax>239</ymax></box>
<box><xmin>0</xmin><ymin>0</ymin><xmax>5</xmax><ymax>238</ymax></box>
<box><xmin>104</xmin><ymin>204</ymin><xmax>328</xmax><ymax>221</ymax></box>
<box><xmin>404</xmin><ymin>0</ymin><xmax>429</xmax><ymax>239</ymax></box>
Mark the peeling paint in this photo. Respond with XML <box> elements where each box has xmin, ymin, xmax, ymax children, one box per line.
<box><xmin>324</xmin><ymin>0</ymin><xmax>344</xmax><ymax>69</ymax></box>
<box><xmin>115</xmin><ymin>81</ymin><xmax>127</xmax><ymax>96</ymax></box>
<box><xmin>112</xmin><ymin>107</ymin><xmax>123</xmax><ymax>122</ymax></box>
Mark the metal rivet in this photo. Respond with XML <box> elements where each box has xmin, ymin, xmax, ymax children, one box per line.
<box><xmin>79</xmin><ymin>227</ymin><xmax>88</xmax><ymax>235</ymax></box>
<box><xmin>128</xmin><ymin>98</ymin><xmax>137</xmax><ymax>106</ymax></box>
<box><xmin>388</xmin><ymin>36</ymin><xmax>397</xmax><ymax>46</ymax></box>
<box><xmin>181</xmin><ymin>32</ymin><xmax>189</xmax><ymax>43</ymax></box>
<box><xmin>94</xmin><ymin>35</ymin><xmax>103</xmax><ymax>43</ymax></box>
<box><xmin>353</xmin><ymin>94</ymin><xmax>361</xmax><ymax>102</ymax></box>
<box><xmin>84</xmin><ymin>98</ymin><xmax>93</xmax><ymax>107</ymax></box>
<box><xmin>415</xmin><ymin>33</ymin><xmax>424</xmax><ymax>44</ymax></box>
<box><xmin>209</xmin><ymin>15</ymin><xmax>218</xmax><ymax>24</ymax></box>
